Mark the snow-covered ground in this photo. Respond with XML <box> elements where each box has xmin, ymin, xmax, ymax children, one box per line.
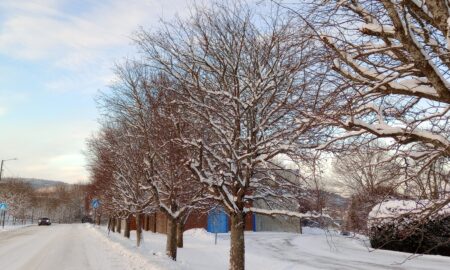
<box><xmin>1</xmin><ymin>224</ymin><xmax>450</xmax><ymax>270</ymax></box>
<box><xmin>0</xmin><ymin>224</ymin><xmax>33</xmax><ymax>233</ymax></box>
<box><xmin>93</xmin><ymin>225</ymin><xmax>450</xmax><ymax>270</ymax></box>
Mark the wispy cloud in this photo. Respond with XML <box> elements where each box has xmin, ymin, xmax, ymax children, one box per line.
<box><xmin>0</xmin><ymin>0</ymin><xmax>191</xmax><ymax>182</ymax></box>
<box><xmin>0</xmin><ymin>0</ymin><xmax>190</xmax><ymax>68</ymax></box>
<box><xmin>0</xmin><ymin>0</ymin><xmax>191</xmax><ymax>95</ymax></box>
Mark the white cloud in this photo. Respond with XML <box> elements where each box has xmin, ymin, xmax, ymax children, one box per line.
<box><xmin>0</xmin><ymin>0</ymin><xmax>191</xmax><ymax>96</ymax></box>
<box><xmin>0</xmin><ymin>0</ymin><xmax>190</xmax><ymax>67</ymax></box>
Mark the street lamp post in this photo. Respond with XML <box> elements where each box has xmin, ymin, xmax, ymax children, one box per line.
<box><xmin>0</xmin><ymin>158</ymin><xmax>17</xmax><ymax>182</ymax></box>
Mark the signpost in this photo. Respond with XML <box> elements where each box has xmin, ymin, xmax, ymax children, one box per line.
<box><xmin>91</xmin><ymin>199</ymin><xmax>100</xmax><ymax>209</ymax></box>
<box><xmin>207</xmin><ymin>207</ymin><xmax>229</xmax><ymax>245</ymax></box>
<box><xmin>0</xmin><ymin>202</ymin><xmax>8</xmax><ymax>229</ymax></box>
<box><xmin>91</xmin><ymin>199</ymin><xmax>100</xmax><ymax>225</ymax></box>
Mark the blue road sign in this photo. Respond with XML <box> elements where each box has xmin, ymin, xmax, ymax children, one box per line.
<box><xmin>91</xmin><ymin>199</ymin><xmax>100</xmax><ymax>209</ymax></box>
<box><xmin>207</xmin><ymin>207</ymin><xmax>229</xmax><ymax>233</ymax></box>
<box><xmin>0</xmin><ymin>203</ymin><xmax>7</xmax><ymax>210</ymax></box>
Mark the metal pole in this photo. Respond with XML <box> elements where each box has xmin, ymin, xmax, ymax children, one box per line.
<box><xmin>0</xmin><ymin>158</ymin><xmax>17</xmax><ymax>182</ymax></box>
<box><xmin>1</xmin><ymin>210</ymin><xmax>6</xmax><ymax>229</ymax></box>
<box><xmin>0</xmin><ymin>160</ymin><xmax>4</xmax><ymax>182</ymax></box>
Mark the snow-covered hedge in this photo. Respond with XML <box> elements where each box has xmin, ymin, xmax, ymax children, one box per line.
<box><xmin>368</xmin><ymin>199</ymin><xmax>450</xmax><ymax>256</ymax></box>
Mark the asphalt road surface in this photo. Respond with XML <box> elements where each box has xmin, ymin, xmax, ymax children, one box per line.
<box><xmin>0</xmin><ymin>224</ymin><xmax>133</xmax><ymax>270</ymax></box>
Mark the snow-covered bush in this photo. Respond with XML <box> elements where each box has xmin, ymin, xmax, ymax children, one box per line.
<box><xmin>368</xmin><ymin>200</ymin><xmax>450</xmax><ymax>256</ymax></box>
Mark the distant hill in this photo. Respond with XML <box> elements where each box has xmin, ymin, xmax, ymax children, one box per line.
<box><xmin>1</xmin><ymin>177</ymin><xmax>68</xmax><ymax>189</ymax></box>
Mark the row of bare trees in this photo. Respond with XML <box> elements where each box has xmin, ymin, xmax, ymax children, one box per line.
<box><xmin>86</xmin><ymin>2</ymin><xmax>336</xmax><ymax>268</ymax></box>
<box><xmin>0</xmin><ymin>179</ymin><xmax>86</xmax><ymax>225</ymax></box>
<box><xmin>87</xmin><ymin>0</ymin><xmax>450</xmax><ymax>269</ymax></box>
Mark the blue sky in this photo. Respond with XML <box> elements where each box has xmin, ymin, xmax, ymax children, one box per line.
<box><xmin>0</xmin><ymin>0</ymin><xmax>190</xmax><ymax>183</ymax></box>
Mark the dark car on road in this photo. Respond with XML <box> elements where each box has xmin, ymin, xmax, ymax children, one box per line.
<box><xmin>81</xmin><ymin>216</ymin><xmax>93</xmax><ymax>223</ymax></box>
<box><xmin>38</xmin><ymin>217</ymin><xmax>51</xmax><ymax>226</ymax></box>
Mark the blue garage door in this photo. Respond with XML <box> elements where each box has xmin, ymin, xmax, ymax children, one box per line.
<box><xmin>207</xmin><ymin>207</ymin><xmax>229</xmax><ymax>233</ymax></box>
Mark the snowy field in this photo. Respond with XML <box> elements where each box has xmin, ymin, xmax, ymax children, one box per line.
<box><xmin>1</xmin><ymin>224</ymin><xmax>450</xmax><ymax>270</ymax></box>
<box><xmin>92</xmin><ymin>225</ymin><xmax>450</xmax><ymax>270</ymax></box>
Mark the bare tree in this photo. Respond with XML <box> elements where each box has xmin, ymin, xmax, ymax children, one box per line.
<box><xmin>143</xmin><ymin>84</ymin><xmax>208</xmax><ymax>260</ymax></box>
<box><xmin>333</xmin><ymin>144</ymin><xmax>402</xmax><ymax>196</ymax></box>
<box><xmin>265</xmin><ymin>0</ymin><xmax>450</xmax><ymax>251</ymax></box>
<box><xmin>134</xmin><ymin>3</ymin><xmax>334</xmax><ymax>269</ymax></box>
<box><xmin>95</xmin><ymin>61</ymin><xmax>210</xmax><ymax>259</ymax></box>
<box><xmin>87</xmin><ymin>124</ymin><xmax>156</xmax><ymax>246</ymax></box>
<box><xmin>281</xmin><ymin>0</ymin><xmax>450</xmax><ymax>213</ymax></box>
<box><xmin>0</xmin><ymin>180</ymin><xmax>33</xmax><ymax>224</ymax></box>
<box><xmin>332</xmin><ymin>144</ymin><xmax>403</xmax><ymax>232</ymax></box>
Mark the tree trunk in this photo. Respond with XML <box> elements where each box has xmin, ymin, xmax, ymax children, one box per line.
<box><xmin>230</xmin><ymin>212</ymin><xmax>245</xmax><ymax>270</ymax></box>
<box><xmin>136</xmin><ymin>214</ymin><xmax>142</xmax><ymax>247</ymax></box>
<box><xmin>152</xmin><ymin>213</ymin><xmax>157</xmax><ymax>232</ymax></box>
<box><xmin>299</xmin><ymin>218</ymin><xmax>303</xmax><ymax>234</ymax></box>
<box><xmin>143</xmin><ymin>215</ymin><xmax>149</xmax><ymax>231</ymax></box>
<box><xmin>124</xmin><ymin>216</ymin><xmax>131</xmax><ymax>238</ymax></box>
<box><xmin>107</xmin><ymin>217</ymin><xmax>112</xmax><ymax>231</ymax></box>
<box><xmin>111</xmin><ymin>217</ymin><xmax>116</xmax><ymax>233</ymax></box>
<box><xmin>116</xmin><ymin>218</ymin><xmax>121</xmax><ymax>234</ymax></box>
<box><xmin>166</xmin><ymin>217</ymin><xmax>177</xmax><ymax>260</ymax></box>
<box><xmin>176</xmin><ymin>221</ymin><xmax>184</xmax><ymax>248</ymax></box>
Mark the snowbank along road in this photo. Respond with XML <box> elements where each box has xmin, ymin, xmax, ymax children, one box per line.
<box><xmin>0</xmin><ymin>224</ymin><xmax>141</xmax><ymax>270</ymax></box>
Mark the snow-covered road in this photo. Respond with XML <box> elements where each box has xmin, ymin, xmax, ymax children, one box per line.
<box><xmin>0</xmin><ymin>224</ymin><xmax>138</xmax><ymax>270</ymax></box>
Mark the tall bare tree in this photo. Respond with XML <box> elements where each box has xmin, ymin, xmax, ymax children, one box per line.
<box><xmin>332</xmin><ymin>144</ymin><xmax>402</xmax><ymax>231</ymax></box>
<box><xmin>143</xmin><ymin>84</ymin><xmax>208</xmax><ymax>260</ymax></box>
<box><xmin>96</xmin><ymin>61</ymin><xmax>209</xmax><ymax>259</ymax></box>
<box><xmin>134</xmin><ymin>3</ymin><xmax>334</xmax><ymax>269</ymax></box>
<box><xmin>284</xmin><ymin>0</ymin><xmax>450</xmax><ymax>211</ymax></box>
<box><xmin>87</xmin><ymin>124</ymin><xmax>156</xmax><ymax>246</ymax></box>
<box><xmin>333</xmin><ymin>144</ymin><xmax>402</xmax><ymax>196</ymax></box>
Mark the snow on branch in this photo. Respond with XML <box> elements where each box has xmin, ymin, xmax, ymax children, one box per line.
<box><xmin>245</xmin><ymin>207</ymin><xmax>331</xmax><ymax>220</ymax></box>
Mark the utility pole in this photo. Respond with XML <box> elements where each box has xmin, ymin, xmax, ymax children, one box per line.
<box><xmin>0</xmin><ymin>158</ymin><xmax>17</xmax><ymax>182</ymax></box>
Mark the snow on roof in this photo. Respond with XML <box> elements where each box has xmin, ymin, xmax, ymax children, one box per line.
<box><xmin>368</xmin><ymin>199</ymin><xmax>450</xmax><ymax>227</ymax></box>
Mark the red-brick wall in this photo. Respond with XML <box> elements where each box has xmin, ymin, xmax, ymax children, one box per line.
<box><xmin>129</xmin><ymin>209</ymin><xmax>254</xmax><ymax>233</ymax></box>
<box><xmin>155</xmin><ymin>212</ymin><xmax>167</xmax><ymax>233</ymax></box>
<box><xmin>184</xmin><ymin>210</ymin><xmax>208</xmax><ymax>230</ymax></box>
